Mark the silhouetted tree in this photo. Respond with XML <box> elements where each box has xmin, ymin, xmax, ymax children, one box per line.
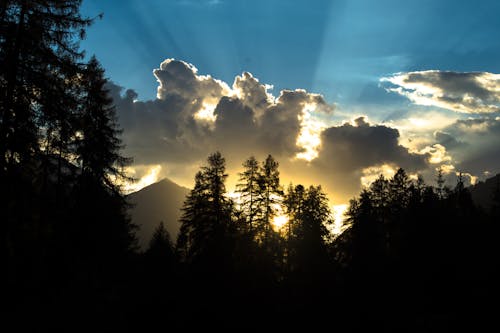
<box><xmin>435</xmin><ymin>166</ymin><xmax>446</xmax><ymax>199</ymax></box>
<box><xmin>71</xmin><ymin>55</ymin><xmax>137</xmax><ymax>263</ymax></box>
<box><xmin>285</xmin><ymin>185</ymin><xmax>331</xmax><ymax>276</ymax></box>
<box><xmin>236</xmin><ymin>156</ymin><xmax>261</xmax><ymax>233</ymax></box>
<box><xmin>76</xmin><ymin>56</ymin><xmax>132</xmax><ymax>188</ymax></box>
<box><xmin>256</xmin><ymin>154</ymin><xmax>282</xmax><ymax>244</ymax></box>
<box><xmin>1</xmin><ymin>1</ymin><xmax>93</xmax><ymax>317</ymax></box>
<box><xmin>0</xmin><ymin>1</ymin><xmax>91</xmax><ymax>176</ymax></box>
<box><xmin>144</xmin><ymin>221</ymin><xmax>175</xmax><ymax>289</ymax></box>
<box><xmin>176</xmin><ymin>152</ymin><xmax>234</xmax><ymax>269</ymax></box>
<box><xmin>146</xmin><ymin>222</ymin><xmax>174</xmax><ymax>262</ymax></box>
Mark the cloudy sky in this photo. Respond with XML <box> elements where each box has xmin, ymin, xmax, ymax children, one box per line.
<box><xmin>81</xmin><ymin>0</ymin><xmax>500</xmax><ymax>205</ymax></box>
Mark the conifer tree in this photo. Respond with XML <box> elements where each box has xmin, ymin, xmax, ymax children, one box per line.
<box><xmin>176</xmin><ymin>152</ymin><xmax>233</xmax><ymax>266</ymax></box>
<box><xmin>71</xmin><ymin>56</ymin><xmax>137</xmax><ymax>264</ymax></box>
<box><xmin>256</xmin><ymin>154</ymin><xmax>282</xmax><ymax>243</ymax></box>
<box><xmin>236</xmin><ymin>156</ymin><xmax>261</xmax><ymax>233</ymax></box>
<box><xmin>146</xmin><ymin>222</ymin><xmax>174</xmax><ymax>264</ymax></box>
<box><xmin>0</xmin><ymin>0</ymin><xmax>91</xmax><ymax>175</ymax></box>
<box><xmin>76</xmin><ymin>56</ymin><xmax>132</xmax><ymax>190</ymax></box>
<box><xmin>285</xmin><ymin>185</ymin><xmax>331</xmax><ymax>274</ymax></box>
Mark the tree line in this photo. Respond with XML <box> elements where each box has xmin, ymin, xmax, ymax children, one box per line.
<box><xmin>145</xmin><ymin>152</ymin><xmax>500</xmax><ymax>330</ymax></box>
<box><xmin>1</xmin><ymin>1</ymin><xmax>137</xmax><ymax>330</ymax></box>
<box><xmin>2</xmin><ymin>1</ymin><xmax>499</xmax><ymax>331</ymax></box>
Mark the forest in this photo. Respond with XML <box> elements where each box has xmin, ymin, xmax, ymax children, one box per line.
<box><xmin>2</xmin><ymin>1</ymin><xmax>499</xmax><ymax>331</ymax></box>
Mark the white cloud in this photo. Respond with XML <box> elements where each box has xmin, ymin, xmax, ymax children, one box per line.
<box><xmin>381</xmin><ymin>70</ymin><xmax>500</xmax><ymax>114</ymax></box>
<box><xmin>113</xmin><ymin>59</ymin><xmax>500</xmax><ymax>204</ymax></box>
<box><xmin>418</xmin><ymin>144</ymin><xmax>452</xmax><ymax>164</ymax></box>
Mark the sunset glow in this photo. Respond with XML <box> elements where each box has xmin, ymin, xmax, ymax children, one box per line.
<box><xmin>272</xmin><ymin>214</ymin><xmax>289</xmax><ymax>230</ymax></box>
<box><xmin>122</xmin><ymin>165</ymin><xmax>162</xmax><ymax>194</ymax></box>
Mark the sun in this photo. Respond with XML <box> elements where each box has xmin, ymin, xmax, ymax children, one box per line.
<box><xmin>272</xmin><ymin>214</ymin><xmax>289</xmax><ymax>230</ymax></box>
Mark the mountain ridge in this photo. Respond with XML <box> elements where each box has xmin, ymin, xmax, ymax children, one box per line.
<box><xmin>127</xmin><ymin>178</ymin><xmax>190</xmax><ymax>250</ymax></box>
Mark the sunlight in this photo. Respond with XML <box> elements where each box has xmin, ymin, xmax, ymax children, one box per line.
<box><xmin>296</xmin><ymin>103</ymin><xmax>326</xmax><ymax>161</ymax></box>
<box><xmin>419</xmin><ymin>144</ymin><xmax>451</xmax><ymax>164</ymax></box>
<box><xmin>408</xmin><ymin>117</ymin><xmax>429</xmax><ymax>128</ymax></box>
<box><xmin>332</xmin><ymin>204</ymin><xmax>348</xmax><ymax>235</ymax></box>
<box><xmin>272</xmin><ymin>214</ymin><xmax>289</xmax><ymax>230</ymax></box>
<box><xmin>194</xmin><ymin>102</ymin><xmax>218</xmax><ymax>125</ymax></box>
<box><xmin>360</xmin><ymin>164</ymin><xmax>396</xmax><ymax>187</ymax></box>
<box><xmin>122</xmin><ymin>165</ymin><xmax>162</xmax><ymax>194</ymax></box>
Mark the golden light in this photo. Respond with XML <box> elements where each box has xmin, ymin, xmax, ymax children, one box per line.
<box><xmin>272</xmin><ymin>214</ymin><xmax>289</xmax><ymax>230</ymax></box>
<box><xmin>194</xmin><ymin>102</ymin><xmax>217</xmax><ymax>124</ymax></box>
<box><xmin>295</xmin><ymin>103</ymin><xmax>326</xmax><ymax>161</ymax></box>
<box><xmin>121</xmin><ymin>164</ymin><xmax>162</xmax><ymax>194</ymax></box>
<box><xmin>360</xmin><ymin>164</ymin><xmax>396</xmax><ymax>187</ymax></box>
<box><xmin>408</xmin><ymin>117</ymin><xmax>429</xmax><ymax>128</ymax></box>
<box><xmin>332</xmin><ymin>204</ymin><xmax>348</xmax><ymax>235</ymax></box>
<box><xmin>419</xmin><ymin>143</ymin><xmax>451</xmax><ymax>164</ymax></box>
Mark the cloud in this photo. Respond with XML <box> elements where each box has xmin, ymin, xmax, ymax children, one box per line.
<box><xmin>438</xmin><ymin>117</ymin><xmax>500</xmax><ymax>176</ymax></box>
<box><xmin>381</xmin><ymin>70</ymin><xmax>500</xmax><ymax>114</ymax></box>
<box><xmin>317</xmin><ymin>117</ymin><xmax>428</xmax><ymax>173</ymax></box>
<box><xmin>111</xmin><ymin>59</ymin><xmax>335</xmax><ymax>178</ymax></box>
<box><xmin>434</xmin><ymin>131</ymin><xmax>463</xmax><ymax>150</ymax></box>
<box><xmin>301</xmin><ymin>117</ymin><xmax>430</xmax><ymax>200</ymax></box>
<box><xmin>112</xmin><ymin>59</ymin><xmax>443</xmax><ymax>203</ymax></box>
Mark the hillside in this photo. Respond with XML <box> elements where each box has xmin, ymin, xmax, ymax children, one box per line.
<box><xmin>127</xmin><ymin>178</ymin><xmax>190</xmax><ymax>250</ymax></box>
<box><xmin>469</xmin><ymin>173</ymin><xmax>500</xmax><ymax>211</ymax></box>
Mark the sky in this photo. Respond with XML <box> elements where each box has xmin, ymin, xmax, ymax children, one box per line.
<box><xmin>81</xmin><ymin>0</ymin><xmax>500</xmax><ymax>207</ymax></box>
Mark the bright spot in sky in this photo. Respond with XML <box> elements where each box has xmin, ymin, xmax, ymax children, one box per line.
<box><xmin>360</xmin><ymin>164</ymin><xmax>396</xmax><ymax>187</ymax></box>
<box><xmin>408</xmin><ymin>117</ymin><xmax>429</xmax><ymax>128</ymax></box>
<box><xmin>194</xmin><ymin>102</ymin><xmax>217</xmax><ymax>124</ymax></box>
<box><xmin>122</xmin><ymin>165</ymin><xmax>162</xmax><ymax>194</ymax></box>
<box><xmin>419</xmin><ymin>144</ymin><xmax>451</xmax><ymax>164</ymax></box>
<box><xmin>272</xmin><ymin>214</ymin><xmax>289</xmax><ymax>229</ymax></box>
<box><xmin>296</xmin><ymin>103</ymin><xmax>326</xmax><ymax>161</ymax></box>
<box><xmin>332</xmin><ymin>204</ymin><xmax>348</xmax><ymax>234</ymax></box>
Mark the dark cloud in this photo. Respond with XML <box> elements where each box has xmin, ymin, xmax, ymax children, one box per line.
<box><xmin>440</xmin><ymin>117</ymin><xmax>500</xmax><ymax>175</ymax></box>
<box><xmin>304</xmin><ymin>117</ymin><xmax>429</xmax><ymax>199</ymax></box>
<box><xmin>319</xmin><ymin>117</ymin><xmax>427</xmax><ymax>172</ymax></box>
<box><xmin>112</xmin><ymin>58</ymin><xmax>437</xmax><ymax>202</ymax></box>
<box><xmin>111</xmin><ymin>59</ymin><xmax>332</xmax><ymax>166</ymax></box>
<box><xmin>381</xmin><ymin>70</ymin><xmax>500</xmax><ymax>114</ymax></box>
<box><xmin>434</xmin><ymin>131</ymin><xmax>463</xmax><ymax>150</ymax></box>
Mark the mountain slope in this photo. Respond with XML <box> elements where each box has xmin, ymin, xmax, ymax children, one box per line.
<box><xmin>127</xmin><ymin>178</ymin><xmax>190</xmax><ymax>250</ymax></box>
<box><xmin>469</xmin><ymin>173</ymin><xmax>500</xmax><ymax>211</ymax></box>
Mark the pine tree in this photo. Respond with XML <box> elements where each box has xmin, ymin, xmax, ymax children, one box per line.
<box><xmin>235</xmin><ymin>156</ymin><xmax>261</xmax><ymax>233</ymax></box>
<box><xmin>76</xmin><ymin>56</ymin><xmax>132</xmax><ymax>190</ymax></box>
<box><xmin>0</xmin><ymin>0</ymin><xmax>91</xmax><ymax>175</ymax></box>
<box><xmin>344</xmin><ymin>189</ymin><xmax>385</xmax><ymax>279</ymax></box>
<box><xmin>146</xmin><ymin>222</ymin><xmax>174</xmax><ymax>264</ymax></box>
<box><xmin>389</xmin><ymin>168</ymin><xmax>411</xmax><ymax>209</ymax></box>
<box><xmin>71</xmin><ymin>56</ymin><xmax>137</xmax><ymax>267</ymax></box>
<box><xmin>436</xmin><ymin>166</ymin><xmax>446</xmax><ymax>199</ymax></box>
<box><xmin>176</xmin><ymin>152</ymin><xmax>234</xmax><ymax>266</ymax></box>
<box><xmin>256</xmin><ymin>154</ymin><xmax>282</xmax><ymax>243</ymax></box>
<box><xmin>0</xmin><ymin>0</ymin><xmax>92</xmax><ymax>303</ymax></box>
<box><xmin>286</xmin><ymin>185</ymin><xmax>331</xmax><ymax>275</ymax></box>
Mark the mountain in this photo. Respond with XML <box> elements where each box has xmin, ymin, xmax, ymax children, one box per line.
<box><xmin>127</xmin><ymin>178</ymin><xmax>190</xmax><ymax>250</ymax></box>
<box><xmin>468</xmin><ymin>173</ymin><xmax>500</xmax><ymax>211</ymax></box>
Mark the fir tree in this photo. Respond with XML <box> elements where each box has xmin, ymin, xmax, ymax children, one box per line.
<box><xmin>176</xmin><ymin>152</ymin><xmax>233</xmax><ymax>267</ymax></box>
<box><xmin>235</xmin><ymin>156</ymin><xmax>261</xmax><ymax>233</ymax></box>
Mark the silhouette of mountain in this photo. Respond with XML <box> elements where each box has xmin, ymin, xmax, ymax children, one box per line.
<box><xmin>469</xmin><ymin>173</ymin><xmax>500</xmax><ymax>211</ymax></box>
<box><xmin>128</xmin><ymin>178</ymin><xmax>190</xmax><ymax>249</ymax></box>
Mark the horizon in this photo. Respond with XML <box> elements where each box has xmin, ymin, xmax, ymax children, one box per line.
<box><xmin>80</xmin><ymin>0</ymin><xmax>500</xmax><ymax>206</ymax></box>
<box><xmin>3</xmin><ymin>2</ymin><xmax>500</xmax><ymax>330</ymax></box>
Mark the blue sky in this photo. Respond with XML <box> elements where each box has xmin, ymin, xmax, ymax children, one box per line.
<box><xmin>81</xmin><ymin>0</ymin><xmax>500</xmax><ymax>109</ymax></box>
<box><xmin>81</xmin><ymin>0</ymin><xmax>500</xmax><ymax>203</ymax></box>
